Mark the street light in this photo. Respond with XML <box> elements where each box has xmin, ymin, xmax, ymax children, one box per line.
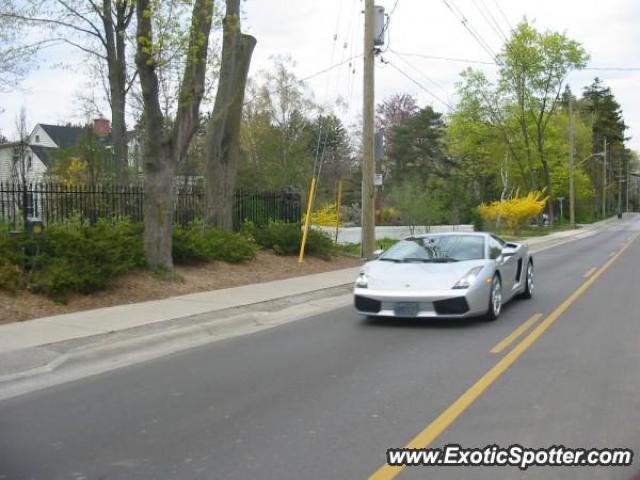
<box><xmin>569</xmin><ymin>152</ymin><xmax>604</xmax><ymax>229</ymax></box>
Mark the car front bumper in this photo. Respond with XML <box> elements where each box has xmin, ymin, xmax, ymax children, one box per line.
<box><xmin>353</xmin><ymin>285</ymin><xmax>490</xmax><ymax>318</ymax></box>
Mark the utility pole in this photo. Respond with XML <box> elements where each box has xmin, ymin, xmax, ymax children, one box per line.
<box><xmin>568</xmin><ymin>99</ymin><xmax>576</xmax><ymax>228</ymax></box>
<box><xmin>602</xmin><ymin>137</ymin><xmax>607</xmax><ymax>218</ymax></box>
<box><xmin>626</xmin><ymin>159</ymin><xmax>630</xmax><ymax>213</ymax></box>
<box><xmin>618</xmin><ymin>155</ymin><xmax>623</xmax><ymax>215</ymax></box>
<box><xmin>361</xmin><ymin>0</ymin><xmax>376</xmax><ymax>258</ymax></box>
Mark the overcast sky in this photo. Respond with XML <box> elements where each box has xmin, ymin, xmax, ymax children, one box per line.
<box><xmin>1</xmin><ymin>0</ymin><xmax>638</xmax><ymax>151</ymax></box>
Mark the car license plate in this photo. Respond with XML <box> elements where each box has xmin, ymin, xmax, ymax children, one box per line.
<box><xmin>394</xmin><ymin>303</ymin><xmax>419</xmax><ymax>317</ymax></box>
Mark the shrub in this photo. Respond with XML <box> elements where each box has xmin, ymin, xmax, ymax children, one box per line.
<box><xmin>478</xmin><ymin>190</ymin><xmax>548</xmax><ymax>236</ymax></box>
<box><xmin>377</xmin><ymin>207</ymin><xmax>401</xmax><ymax>226</ymax></box>
<box><xmin>304</xmin><ymin>229</ymin><xmax>336</xmax><ymax>259</ymax></box>
<box><xmin>0</xmin><ymin>233</ymin><xmax>25</xmax><ymax>293</ymax></box>
<box><xmin>247</xmin><ymin>221</ymin><xmax>336</xmax><ymax>258</ymax></box>
<box><xmin>29</xmin><ymin>219</ymin><xmax>145</xmax><ymax>300</ymax></box>
<box><xmin>0</xmin><ymin>265</ymin><xmax>21</xmax><ymax>293</ymax></box>
<box><xmin>173</xmin><ymin>222</ymin><xmax>257</xmax><ymax>264</ymax></box>
<box><xmin>0</xmin><ymin>233</ymin><xmax>25</xmax><ymax>267</ymax></box>
<box><xmin>310</xmin><ymin>203</ymin><xmax>341</xmax><ymax>227</ymax></box>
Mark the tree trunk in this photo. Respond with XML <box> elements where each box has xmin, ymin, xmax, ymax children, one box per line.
<box><xmin>102</xmin><ymin>0</ymin><xmax>132</xmax><ymax>182</ymax></box>
<box><xmin>537</xmin><ymin>131</ymin><xmax>554</xmax><ymax>223</ymax></box>
<box><xmin>136</xmin><ymin>0</ymin><xmax>215</xmax><ymax>269</ymax></box>
<box><xmin>143</xmin><ymin>147</ymin><xmax>175</xmax><ymax>269</ymax></box>
<box><xmin>204</xmin><ymin>0</ymin><xmax>256</xmax><ymax>230</ymax></box>
<box><xmin>110</xmin><ymin>81</ymin><xmax>129</xmax><ymax>181</ymax></box>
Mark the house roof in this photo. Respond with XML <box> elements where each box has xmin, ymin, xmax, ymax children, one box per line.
<box><xmin>39</xmin><ymin>124</ymin><xmax>85</xmax><ymax>149</ymax></box>
<box><xmin>30</xmin><ymin>146</ymin><xmax>57</xmax><ymax>167</ymax></box>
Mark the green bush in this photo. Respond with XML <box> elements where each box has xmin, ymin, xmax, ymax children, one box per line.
<box><xmin>0</xmin><ymin>233</ymin><xmax>25</xmax><ymax>267</ymax></box>
<box><xmin>173</xmin><ymin>222</ymin><xmax>257</xmax><ymax>264</ymax></box>
<box><xmin>0</xmin><ymin>233</ymin><xmax>26</xmax><ymax>293</ymax></box>
<box><xmin>29</xmin><ymin>219</ymin><xmax>145</xmax><ymax>300</ymax></box>
<box><xmin>246</xmin><ymin>221</ymin><xmax>336</xmax><ymax>258</ymax></box>
<box><xmin>0</xmin><ymin>265</ymin><xmax>21</xmax><ymax>293</ymax></box>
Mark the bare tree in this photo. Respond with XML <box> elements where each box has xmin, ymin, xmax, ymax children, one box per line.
<box><xmin>135</xmin><ymin>0</ymin><xmax>215</xmax><ymax>269</ymax></box>
<box><xmin>203</xmin><ymin>0</ymin><xmax>256</xmax><ymax>230</ymax></box>
<box><xmin>11</xmin><ymin>107</ymin><xmax>30</xmax><ymax>186</ymax></box>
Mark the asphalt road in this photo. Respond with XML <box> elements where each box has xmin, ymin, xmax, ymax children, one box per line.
<box><xmin>1</xmin><ymin>218</ymin><xmax>639</xmax><ymax>480</ymax></box>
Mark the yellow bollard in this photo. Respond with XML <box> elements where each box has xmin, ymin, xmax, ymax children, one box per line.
<box><xmin>298</xmin><ymin>177</ymin><xmax>317</xmax><ymax>263</ymax></box>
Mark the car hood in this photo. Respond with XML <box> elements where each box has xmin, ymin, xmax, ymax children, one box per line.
<box><xmin>362</xmin><ymin>259</ymin><xmax>488</xmax><ymax>291</ymax></box>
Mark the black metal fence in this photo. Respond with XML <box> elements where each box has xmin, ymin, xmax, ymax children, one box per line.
<box><xmin>0</xmin><ymin>182</ymin><xmax>301</xmax><ymax>231</ymax></box>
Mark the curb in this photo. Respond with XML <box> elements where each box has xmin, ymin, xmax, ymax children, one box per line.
<box><xmin>0</xmin><ymin>286</ymin><xmax>353</xmax><ymax>401</ymax></box>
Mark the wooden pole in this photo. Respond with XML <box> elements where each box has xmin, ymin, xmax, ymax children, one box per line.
<box><xmin>361</xmin><ymin>0</ymin><xmax>376</xmax><ymax>258</ymax></box>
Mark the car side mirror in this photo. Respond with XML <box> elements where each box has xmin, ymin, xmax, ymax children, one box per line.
<box><xmin>501</xmin><ymin>247</ymin><xmax>517</xmax><ymax>257</ymax></box>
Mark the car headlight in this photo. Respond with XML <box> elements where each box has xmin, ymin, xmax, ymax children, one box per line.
<box><xmin>355</xmin><ymin>272</ymin><xmax>368</xmax><ymax>288</ymax></box>
<box><xmin>452</xmin><ymin>266</ymin><xmax>483</xmax><ymax>289</ymax></box>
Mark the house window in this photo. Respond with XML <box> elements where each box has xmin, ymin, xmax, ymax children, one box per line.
<box><xmin>35</xmin><ymin>135</ymin><xmax>40</xmax><ymax>143</ymax></box>
<box><xmin>27</xmin><ymin>156</ymin><xmax>32</xmax><ymax>171</ymax></box>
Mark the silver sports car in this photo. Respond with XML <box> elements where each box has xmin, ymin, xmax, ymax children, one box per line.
<box><xmin>353</xmin><ymin>232</ymin><xmax>534</xmax><ymax>320</ymax></box>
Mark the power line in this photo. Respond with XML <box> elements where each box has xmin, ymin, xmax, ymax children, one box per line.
<box><xmin>491</xmin><ymin>0</ymin><xmax>513</xmax><ymax>32</ymax></box>
<box><xmin>583</xmin><ymin>66</ymin><xmax>640</xmax><ymax>71</ymax></box>
<box><xmin>441</xmin><ymin>0</ymin><xmax>501</xmax><ymax>64</ymax></box>
<box><xmin>472</xmin><ymin>0</ymin><xmax>507</xmax><ymax>42</ymax></box>
<box><xmin>390</xmin><ymin>50</ymin><xmax>450</xmax><ymax>98</ymax></box>
<box><xmin>300</xmin><ymin>54</ymin><xmax>363</xmax><ymax>85</ymax></box>
<box><xmin>383</xmin><ymin>58</ymin><xmax>453</xmax><ymax>110</ymax></box>
<box><xmin>388</xmin><ymin>0</ymin><xmax>400</xmax><ymax>17</ymax></box>
<box><xmin>392</xmin><ymin>50</ymin><xmax>497</xmax><ymax>66</ymax></box>
<box><xmin>392</xmin><ymin>50</ymin><xmax>640</xmax><ymax>72</ymax></box>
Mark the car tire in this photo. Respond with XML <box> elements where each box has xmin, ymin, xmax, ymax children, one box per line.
<box><xmin>484</xmin><ymin>275</ymin><xmax>502</xmax><ymax>321</ymax></box>
<box><xmin>519</xmin><ymin>261</ymin><xmax>534</xmax><ymax>300</ymax></box>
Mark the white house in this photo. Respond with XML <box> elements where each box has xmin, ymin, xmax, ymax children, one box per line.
<box><xmin>0</xmin><ymin>123</ymin><xmax>86</xmax><ymax>183</ymax></box>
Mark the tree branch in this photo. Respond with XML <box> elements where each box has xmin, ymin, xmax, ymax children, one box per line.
<box><xmin>53</xmin><ymin>0</ymin><xmax>106</xmax><ymax>43</ymax></box>
<box><xmin>0</xmin><ymin>12</ymin><xmax>103</xmax><ymax>41</ymax></box>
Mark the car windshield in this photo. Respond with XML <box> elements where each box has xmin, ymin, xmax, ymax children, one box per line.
<box><xmin>380</xmin><ymin>235</ymin><xmax>486</xmax><ymax>262</ymax></box>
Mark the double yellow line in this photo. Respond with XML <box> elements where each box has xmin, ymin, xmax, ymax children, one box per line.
<box><xmin>370</xmin><ymin>233</ymin><xmax>639</xmax><ymax>480</ymax></box>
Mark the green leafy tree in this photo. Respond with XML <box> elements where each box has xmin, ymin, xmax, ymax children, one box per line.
<box><xmin>579</xmin><ymin>78</ymin><xmax>629</xmax><ymax>216</ymax></box>
<box><xmin>498</xmin><ymin>20</ymin><xmax>589</xmax><ymax>219</ymax></box>
<box><xmin>386</xmin><ymin>106</ymin><xmax>448</xmax><ymax>186</ymax></box>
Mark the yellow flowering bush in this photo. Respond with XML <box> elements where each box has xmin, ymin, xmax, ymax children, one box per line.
<box><xmin>478</xmin><ymin>190</ymin><xmax>548</xmax><ymax>236</ymax></box>
<box><xmin>310</xmin><ymin>203</ymin><xmax>341</xmax><ymax>227</ymax></box>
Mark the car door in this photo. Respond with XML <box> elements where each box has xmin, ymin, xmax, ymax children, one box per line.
<box><xmin>489</xmin><ymin>235</ymin><xmax>518</xmax><ymax>296</ymax></box>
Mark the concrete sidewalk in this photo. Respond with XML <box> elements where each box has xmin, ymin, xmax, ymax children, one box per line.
<box><xmin>0</xmin><ymin>214</ymin><xmax>628</xmax><ymax>357</ymax></box>
<box><xmin>0</xmin><ymin>267</ymin><xmax>362</xmax><ymax>355</ymax></box>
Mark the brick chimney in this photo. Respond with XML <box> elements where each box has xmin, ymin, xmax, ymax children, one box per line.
<box><xmin>93</xmin><ymin>118</ymin><xmax>111</xmax><ymax>139</ymax></box>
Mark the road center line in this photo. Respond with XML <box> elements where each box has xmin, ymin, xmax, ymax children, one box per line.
<box><xmin>583</xmin><ymin>267</ymin><xmax>598</xmax><ymax>278</ymax></box>
<box><xmin>369</xmin><ymin>232</ymin><xmax>639</xmax><ymax>480</ymax></box>
<box><xmin>490</xmin><ymin>313</ymin><xmax>543</xmax><ymax>354</ymax></box>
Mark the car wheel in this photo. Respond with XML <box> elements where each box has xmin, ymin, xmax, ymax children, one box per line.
<box><xmin>484</xmin><ymin>275</ymin><xmax>502</xmax><ymax>321</ymax></box>
<box><xmin>519</xmin><ymin>261</ymin><xmax>534</xmax><ymax>299</ymax></box>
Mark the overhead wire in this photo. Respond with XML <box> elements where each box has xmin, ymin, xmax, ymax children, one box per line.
<box><xmin>313</xmin><ymin>0</ymin><xmax>361</xmax><ymax>191</ymax></box>
<box><xmin>383</xmin><ymin>58</ymin><xmax>453</xmax><ymax>110</ymax></box>
<box><xmin>479</xmin><ymin>0</ymin><xmax>509</xmax><ymax>37</ymax></box>
<box><xmin>390</xmin><ymin>50</ymin><xmax>496</xmax><ymax>66</ymax></box>
<box><xmin>389</xmin><ymin>49</ymin><xmax>451</xmax><ymax>100</ymax></box>
<box><xmin>491</xmin><ymin>0</ymin><xmax>513</xmax><ymax>32</ymax></box>
<box><xmin>472</xmin><ymin>0</ymin><xmax>507</xmax><ymax>42</ymax></box>
<box><xmin>441</xmin><ymin>0</ymin><xmax>501</xmax><ymax>64</ymax></box>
